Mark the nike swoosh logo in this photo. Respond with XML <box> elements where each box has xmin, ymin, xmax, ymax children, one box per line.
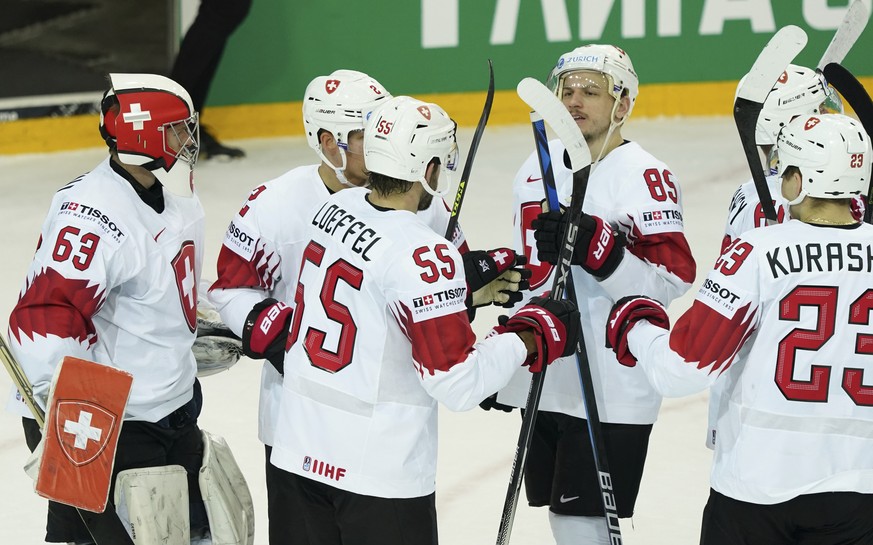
<box><xmin>154</xmin><ymin>228</ymin><xmax>166</xmax><ymax>242</ymax></box>
<box><xmin>526</xmin><ymin>175</ymin><xmax>542</xmax><ymax>183</ymax></box>
<box><xmin>559</xmin><ymin>494</ymin><xmax>580</xmax><ymax>503</ymax></box>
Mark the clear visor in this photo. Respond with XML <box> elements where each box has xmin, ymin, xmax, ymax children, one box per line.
<box><xmin>161</xmin><ymin>112</ymin><xmax>200</xmax><ymax>166</ymax></box>
<box><xmin>819</xmin><ymin>85</ymin><xmax>843</xmax><ymax>115</ymax></box>
<box><xmin>550</xmin><ymin>70</ymin><xmax>617</xmax><ymax>101</ymax></box>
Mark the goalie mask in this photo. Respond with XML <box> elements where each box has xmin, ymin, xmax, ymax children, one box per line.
<box><xmin>742</xmin><ymin>64</ymin><xmax>843</xmax><ymax>146</ymax></box>
<box><xmin>546</xmin><ymin>44</ymin><xmax>639</xmax><ymax>121</ymax></box>
<box><xmin>777</xmin><ymin>113</ymin><xmax>870</xmax><ymax>203</ymax></box>
<box><xmin>303</xmin><ymin>70</ymin><xmax>391</xmax><ymax>186</ymax></box>
<box><xmin>99</xmin><ymin>73</ymin><xmax>199</xmax><ymax>197</ymax></box>
<box><xmin>363</xmin><ymin>96</ymin><xmax>458</xmax><ymax>197</ymax></box>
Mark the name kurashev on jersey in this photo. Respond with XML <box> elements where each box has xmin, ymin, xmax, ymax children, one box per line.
<box><xmin>311</xmin><ymin>202</ymin><xmax>382</xmax><ymax>261</ymax></box>
<box><xmin>766</xmin><ymin>240</ymin><xmax>873</xmax><ymax>278</ymax></box>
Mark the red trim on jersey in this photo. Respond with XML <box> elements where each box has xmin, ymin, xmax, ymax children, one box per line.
<box><xmin>669</xmin><ymin>301</ymin><xmax>757</xmax><ymax>375</ymax></box>
<box><xmin>9</xmin><ymin>267</ymin><xmax>104</xmax><ymax>345</ymax></box>
<box><xmin>211</xmin><ymin>244</ymin><xmax>278</xmax><ymax>291</ymax></box>
<box><xmin>397</xmin><ymin>303</ymin><xmax>475</xmax><ymax>376</ymax></box>
<box><xmin>626</xmin><ymin>227</ymin><xmax>696</xmax><ymax>285</ymax></box>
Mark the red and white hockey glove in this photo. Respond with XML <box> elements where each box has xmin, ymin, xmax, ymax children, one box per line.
<box><xmin>463</xmin><ymin>248</ymin><xmax>532</xmax><ymax>309</ymax></box>
<box><xmin>242</xmin><ymin>298</ymin><xmax>293</xmax><ymax>375</ymax></box>
<box><xmin>606</xmin><ymin>296</ymin><xmax>669</xmax><ymax>367</ymax></box>
<box><xmin>533</xmin><ymin>210</ymin><xmax>625</xmax><ymax>278</ymax></box>
<box><xmin>495</xmin><ymin>295</ymin><xmax>580</xmax><ymax>373</ymax></box>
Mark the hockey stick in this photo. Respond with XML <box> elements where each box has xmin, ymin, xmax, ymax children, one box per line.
<box><xmin>0</xmin><ymin>333</ymin><xmax>134</xmax><ymax>545</ymax></box>
<box><xmin>494</xmin><ymin>78</ymin><xmax>592</xmax><ymax>545</ymax></box>
<box><xmin>445</xmin><ymin>59</ymin><xmax>495</xmax><ymax>240</ymax></box>
<box><xmin>734</xmin><ymin>25</ymin><xmax>808</xmax><ymax>224</ymax></box>
<box><xmin>823</xmin><ymin>62</ymin><xmax>873</xmax><ymax>223</ymax></box>
<box><xmin>528</xmin><ymin>91</ymin><xmax>622</xmax><ymax>543</ymax></box>
<box><xmin>817</xmin><ymin>0</ymin><xmax>869</xmax><ymax>70</ymax></box>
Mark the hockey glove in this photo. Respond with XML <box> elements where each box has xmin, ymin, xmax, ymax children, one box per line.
<box><xmin>479</xmin><ymin>393</ymin><xmax>515</xmax><ymax>412</ymax></box>
<box><xmin>495</xmin><ymin>295</ymin><xmax>580</xmax><ymax>373</ymax></box>
<box><xmin>463</xmin><ymin>248</ymin><xmax>532</xmax><ymax>309</ymax></box>
<box><xmin>194</xmin><ymin>307</ymin><xmax>243</xmax><ymax>377</ymax></box>
<box><xmin>242</xmin><ymin>298</ymin><xmax>293</xmax><ymax>375</ymax></box>
<box><xmin>606</xmin><ymin>295</ymin><xmax>669</xmax><ymax>367</ymax></box>
<box><xmin>532</xmin><ymin>210</ymin><xmax>625</xmax><ymax>278</ymax></box>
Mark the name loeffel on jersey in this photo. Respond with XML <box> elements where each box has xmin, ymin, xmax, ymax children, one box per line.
<box><xmin>767</xmin><ymin>241</ymin><xmax>873</xmax><ymax>279</ymax></box>
<box><xmin>311</xmin><ymin>202</ymin><xmax>382</xmax><ymax>262</ymax></box>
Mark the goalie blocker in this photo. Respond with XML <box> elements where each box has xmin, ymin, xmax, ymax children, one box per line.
<box><xmin>35</xmin><ymin>357</ymin><xmax>254</xmax><ymax>544</ymax></box>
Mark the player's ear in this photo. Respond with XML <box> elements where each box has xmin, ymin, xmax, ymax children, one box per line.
<box><xmin>615</xmin><ymin>94</ymin><xmax>631</xmax><ymax>122</ymax></box>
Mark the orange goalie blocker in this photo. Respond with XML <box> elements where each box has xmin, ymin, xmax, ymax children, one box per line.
<box><xmin>36</xmin><ymin>357</ymin><xmax>133</xmax><ymax>513</ymax></box>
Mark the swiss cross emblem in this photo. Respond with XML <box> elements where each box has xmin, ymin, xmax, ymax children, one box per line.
<box><xmin>778</xmin><ymin>70</ymin><xmax>789</xmax><ymax>84</ymax></box>
<box><xmin>122</xmin><ymin>103</ymin><xmax>152</xmax><ymax>130</ymax></box>
<box><xmin>653</xmin><ymin>211</ymin><xmax>663</xmax><ymax>220</ymax></box>
<box><xmin>417</xmin><ymin>106</ymin><xmax>431</xmax><ymax>120</ymax></box>
<box><xmin>521</xmin><ymin>202</ymin><xmax>553</xmax><ymax>290</ymax></box>
<box><xmin>325</xmin><ymin>80</ymin><xmax>340</xmax><ymax>94</ymax></box>
<box><xmin>423</xmin><ymin>295</ymin><xmax>434</xmax><ymax>305</ymax></box>
<box><xmin>55</xmin><ymin>401</ymin><xmax>117</xmax><ymax>466</ymax></box>
<box><xmin>172</xmin><ymin>241</ymin><xmax>198</xmax><ymax>332</ymax></box>
<box><xmin>805</xmin><ymin>117</ymin><xmax>820</xmax><ymax>130</ymax></box>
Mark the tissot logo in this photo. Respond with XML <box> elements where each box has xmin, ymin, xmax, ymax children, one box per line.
<box><xmin>643</xmin><ymin>209</ymin><xmax>682</xmax><ymax>222</ymax></box>
<box><xmin>413</xmin><ymin>287</ymin><xmax>465</xmax><ymax>308</ymax></box>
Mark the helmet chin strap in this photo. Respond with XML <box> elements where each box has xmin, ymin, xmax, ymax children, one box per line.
<box><xmin>591</xmin><ymin>98</ymin><xmax>626</xmax><ymax>172</ymax></box>
<box><xmin>317</xmin><ymin>147</ymin><xmax>355</xmax><ymax>187</ymax></box>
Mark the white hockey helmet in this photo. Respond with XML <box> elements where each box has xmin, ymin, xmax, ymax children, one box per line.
<box><xmin>100</xmin><ymin>73</ymin><xmax>199</xmax><ymax>197</ymax></box>
<box><xmin>302</xmin><ymin>69</ymin><xmax>391</xmax><ymax>184</ymax></box>
<box><xmin>364</xmin><ymin>96</ymin><xmax>458</xmax><ymax>196</ymax></box>
<box><xmin>776</xmin><ymin>113</ymin><xmax>870</xmax><ymax>202</ymax></box>
<box><xmin>546</xmin><ymin>44</ymin><xmax>639</xmax><ymax>118</ymax></box>
<box><xmin>739</xmin><ymin>64</ymin><xmax>843</xmax><ymax>146</ymax></box>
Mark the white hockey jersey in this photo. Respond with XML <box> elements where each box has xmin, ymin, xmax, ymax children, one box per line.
<box><xmin>722</xmin><ymin>174</ymin><xmax>788</xmax><ymax>253</ymax></box>
<box><xmin>497</xmin><ymin>140</ymin><xmax>696</xmax><ymax>424</ymax></box>
<box><xmin>628</xmin><ymin>219</ymin><xmax>873</xmax><ymax>504</ymax></box>
<box><xmin>270</xmin><ymin>187</ymin><xmax>526</xmax><ymax>498</ymax></box>
<box><xmin>8</xmin><ymin>157</ymin><xmax>204</xmax><ymax>422</ymax></box>
<box><xmin>209</xmin><ymin>165</ymin><xmax>466</xmax><ymax>446</ymax></box>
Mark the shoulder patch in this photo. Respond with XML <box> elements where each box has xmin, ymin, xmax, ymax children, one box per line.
<box><xmin>57</xmin><ymin>200</ymin><xmax>126</xmax><ymax>244</ymax></box>
<box><xmin>404</xmin><ymin>285</ymin><xmax>468</xmax><ymax>323</ymax></box>
<box><xmin>222</xmin><ymin>220</ymin><xmax>258</xmax><ymax>260</ymax></box>
<box><xmin>697</xmin><ymin>275</ymin><xmax>749</xmax><ymax>318</ymax></box>
<box><xmin>636</xmin><ymin>203</ymin><xmax>684</xmax><ymax>235</ymax></box>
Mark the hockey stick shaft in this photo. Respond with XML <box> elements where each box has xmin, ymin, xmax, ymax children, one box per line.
<box><xmin>0</xmin><ymin>333</ymin><xmax>134</xmax><ymax>545</ymax></box>
<box><xmin>823</xmin><ymin>62</ymin><xmax>873</xmax><ymax>223</ymax></box>
<box><xmin>817</xmin><ymin>0</ymin><xmax>869</xmax><ymax>70</ymax></box>
<box><xmin>495</xmin><ymin>79</ymin><xmax>593</xmax><ymax>545</ymax></box>
<box><xmin>445</xmin><ymin>59</ymin><xmax>495</xmax><ymax>240</ymax></box>
<box><xmin>734</xmin><ymin>25</ymin><xmax>808</xmax><ymax>224</ymax></box>
<box><xmin>533</xmin><ymin>115</ymin><xmax>622</xmax><ymax>542</ymax></box>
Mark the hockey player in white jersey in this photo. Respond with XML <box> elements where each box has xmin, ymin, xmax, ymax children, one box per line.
<box><xmin>8</xmin><ymin>74</ymin><xmax>218</xmax><ymax>544</ymax></box>
<box><xmin>607</xmin><ymin>113</ymin><xmax>873</xmax><ymax>544</ymax></box>
<box><xmin>492</xmin><ymin>44</ymin><xmax>697</xmax><ymax>544</ymax></box>
<box><xmin>268</xmin><ymin>95</ymin><xmax>580</xmax><ymax>544</ymax></box>
<box><xmin>208</xmin><ymin>70</ymin><xmax>527</xmax><ymax>543</ymax></box>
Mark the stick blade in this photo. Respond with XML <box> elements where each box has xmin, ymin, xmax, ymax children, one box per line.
<box><xmin>817</xmin><ymin>0</ymin><xmax>869</xmax><ymax>70</ymax></box>
<box><xmin>737</xmin><ymin>25</ymin><xmax>808</xmax><ymax>103</ymax></box>
<box><xmin>516</xmin><ymin>78</ymin><xmax>591</xmax><ymax>170</ymax></box>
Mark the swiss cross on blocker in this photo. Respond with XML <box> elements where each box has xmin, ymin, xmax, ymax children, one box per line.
<box><xmin>122</xmin><ymin>103</ymin><xmax>152</xmax><ymax>130</ymax></box>
<box><xmin>37</xmin><ymin>357</ymin><xmax>133</xmax><ymax>512</ymax></box>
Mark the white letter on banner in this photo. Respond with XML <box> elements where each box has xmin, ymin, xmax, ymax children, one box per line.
<box><xmin>422</xmin><ymin>0</ymin><xmax>458</xmax><ymax>48</ymax></box>
<box><xmin>699</xmin><ymin>0</ymin><xmax>775</xmax><ymax>35</ymax></box>
<box><xmin>802</xmin><ymin>0</ymin><xmax>872</xmax><ymax>31</ymax></box>
<box><xmin>491</xmin><ymin>0</ymin><xmax>570</xmax><ymax>45</ymax></box>
<box><xmin>580</xmin><ymin>0</ymin><xmax>648</xmax><ymax>39</ymax></box>
<box><xmin>659</xmin><ymin>0</ymin><xmax>682</xmax><ymax>36</ymax></box>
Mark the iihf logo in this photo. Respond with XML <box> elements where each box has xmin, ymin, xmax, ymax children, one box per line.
<box><xmin>303</xmin><ymin>456</ymin><xmax>312</xmax><ymax>471</ymax></box>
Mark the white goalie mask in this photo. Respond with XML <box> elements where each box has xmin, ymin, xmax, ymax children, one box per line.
<box><xmin>363</xmin><ymin>96</ymin><xmax>459</xmax><ymax>196</ymax></box>
<box><xmin>741</xmin><ymin>64</ymin><xmax>843</xmax><ymax>146</ymax></box>
<box><xmin>302</xmin><ymin>70</ymin><xmax>391</xmax><ymax>185</ymax></box>
<box><xmin>100</xmin><ymin>73</ymin><xmax>199</xmax><ymax>197</ymax></box>
<box><xmin>777</xmin><ymin>113</ymin><xmax>870</xmax><ymax>203</ymax></box>
<box><xmin>546</xmin><ymin>44</ymin><xmax>639</xmax><ymax>119</ymax></box>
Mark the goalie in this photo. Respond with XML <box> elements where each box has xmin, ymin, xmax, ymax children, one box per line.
<box><xmin>6</xmin><ymin>73</ymin><xmax>252</xmax><ymax>545</ymax></box>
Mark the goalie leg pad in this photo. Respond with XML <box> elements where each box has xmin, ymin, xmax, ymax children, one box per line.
<box><xmin>199</xmin><ymin>430</ymin><xmax>255</xmax><ymax>545</ymax></box>
<box><xmin>114</xmin><ymin>465</ymin><xmax>190</xmax><ymax>545</ymax></box>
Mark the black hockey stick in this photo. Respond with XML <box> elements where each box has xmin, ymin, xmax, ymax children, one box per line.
<box><xmin>529</xmin><ymin>105</ymin><xmax>622</xmax><ymax>543</ymax></box>
<box><xmin>734</xmin><ymin>25</ymin><xmax>808</xmax><ymax>224</ymax></box>
<box><xmin>0</xmin><ymin>333</ymin><xmax>134</xmax><ymax>545</ymax></box>
<box><xmin>494</xmin><ymin>78</ymin><xmax>592</xmax><ymax>545</ymax></box>
<box><xmin>823</xmin><ymin>62</ymin><xmax>873</xmax><ymax>223</ymax></box>
<box><xmin>445</xmin><ymin>59</ymin><xmax>495</xmax><ymax>240</ymax></box>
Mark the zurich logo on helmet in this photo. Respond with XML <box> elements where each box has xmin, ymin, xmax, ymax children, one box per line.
<box><xmin>557</xmin><ymin>58</ymin><xmax>565</xmax><ymax>69</ymax></box>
